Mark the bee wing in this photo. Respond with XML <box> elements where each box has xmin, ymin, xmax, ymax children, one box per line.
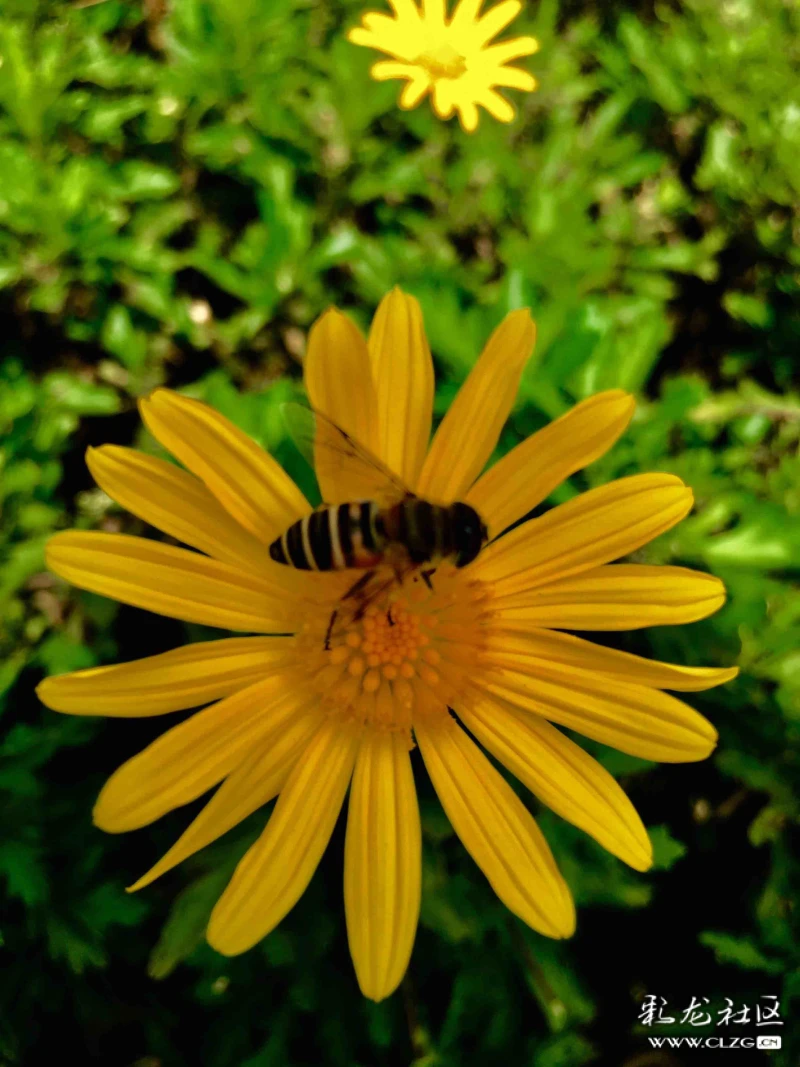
<box><xmin>282</xmin><ymin>402</ymin><xmax>412</xmax><ymax>506</ymax></box>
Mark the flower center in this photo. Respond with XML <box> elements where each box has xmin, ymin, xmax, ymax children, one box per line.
<box><xmin>415</xmin><ymin>43</ymin><xmax>467</xmax><ymax>80</ymax></box>
<box><xmin>299</xmin><ymin>566</ymin><xmax>490</xmax><ymax>740</ymax></box>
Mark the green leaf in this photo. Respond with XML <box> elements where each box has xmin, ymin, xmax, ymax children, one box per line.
<box><xmin>699</xmin><ymin>931</ymin><xmax>784</xmax><ymax>974</ymax></box>
<box><xmin>648</xmin><ymin>826</ymin><xmax>688</xmax><ymax>871</ymax></box>
<box><xmin>0</xmin><ymin>840</ymin><xmax>48</xmax><ymax>906</ymax></box>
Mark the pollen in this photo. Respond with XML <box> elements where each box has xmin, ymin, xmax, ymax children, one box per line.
<box><xmin>416</xmin><ymin>44</ymin><xmax>467</xmax><ymax>81</ymax></box>
<box><xmin>305</xmin><ymin>566</ymin><xmax>490</xmax><ymax>738</ymax></box>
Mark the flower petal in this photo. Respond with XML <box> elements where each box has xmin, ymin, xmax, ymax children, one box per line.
<box><xmin>128</xmin><ymin>706</ymin><xmax>324</xmax><ymax>891</ymax></box>
<box><xmin>490</xmin><ymin>563</ymin><xmax>728</xmax><ymax>629</ymax></box>
<box><xmin>368</xmin><ymin>289</ymin><xmax>434</xmax><ymax>488</ymax></box>
<box><xmin>479</xmin><ymin>666</ymin><xmax>717</xmax><ymax>763</ymax></box>
<box><xmin>466</xmin><ymin>391</ymin><xmax>635</xmax><ymax>537</ymax></box>
<box><xmin>400</xmin><ymin>73</ymin><xmax>432</xmax><ymax>109</ymax></box>
<box><xmin>483</xmin><ymin>630</ymin><xmax>738</xmax><ymax>692</ymax></box>
<box><xmin>390</xmin><ymin>0</ymin><xmax>426</xmax><ymax>19</ymax></box>
<box><xmin>473</xmin><ymin>0</ymin><xmax>525</xmax><ymax>45</ymax></box>
<box><xmin>416</xmin><ymin>310</ymin><xmax>536</xmax><ymax>503</ymax></box>
<box><xmin>432</xmin><ymin>79</ymin><xmax>457</xmax><ymax>119</ymax></box>
<box><xmin>414</xmin><ymin>713</ymin><xmax>574</xmax><ymax>938</ymax></box>
<box><xmin>422</xmin><ymin>0</ymin><xmax>446</xmax><ymax>26</ymax></box>
<box><xmin>345</xmin><ymin>730</ymin><xmax>421</xmax><ymax>1001</ymax></box>
<box><xmin>46</xmin><ymin>532</ymin><xmax>296</xmax><ymax>632</ymax></box>
<box><xmin>139</xmin><ymin>389</ymin><xmax>309</xmax><ymax>543</ymax></box>
<box><xmin>474</xmin><ymin>86</ymin><xmax>515</xmax><ymax>123</ymax></box>
<box><xmin>448</xmin><ymin>0</ymin><xmax>482</xmax><ymax>30</ymax></box>
<box><xmin>36</xmin><ymin>637</ymin><xmax>292</xmax><ymax>717</ymax></box>
<box><xmin>455</xmin><ymin>98</ymin><xmax>480</xmax><ymax>132</ymax></box>
<box><xmin>480</xmin><ymin>36</ymin><xmax>540</xmax><ymax>64</ymax></box>
<box><xmin>94</xmin><ymin>675</ymin><xmax>309</xmax><ymax>832</ymax></box>
<box><xmin>371</xmin><ymin>60</ymin><xmax>421</xmax><ymax>81</ymax></box>
<box><xmin>207</xmin><ymin>719</ymin><xmax>360</xmax><ymax>955</ymax></box>
<box><xmin>487</xmin><ymin>66</ymin><xmax>537</xmax><ymax>91</ymax></box>
<box><xmin>458</xmin><ymin>697</ymin><xmax>652</xmax><ymax>870</ymax></box>
<box><xmin>349</xmin><ymin>21</ymin><xmax>418</xmax><ymax>61</ymax></box>
<box><xmin>388</xmin><ymin>0</ymin><xmax>423</xmax><ymax>21</ymax></box>
<box><xmin>86</xmin><ymin>445</ymin><xmax>272</xmax><ymax>572</ymax></box>
<box><xmin>473</xmin><ymin>474</ymin><xmax>693</xmax><ymax>593</ymax></box>
<box><xmin>304</xmin><ymin>308</ymin><xmax>380</xmax><ymax>502</ymax></box>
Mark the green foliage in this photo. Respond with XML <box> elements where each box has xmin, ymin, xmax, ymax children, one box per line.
<box><xmin>1</xmin><ymin>0</ymin><xmax>799</xmax><ymax>1064</ymax></box>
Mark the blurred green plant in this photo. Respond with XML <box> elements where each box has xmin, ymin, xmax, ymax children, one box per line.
<box><xmin>1</xmin><ymin>0</ymin><xmax>799</xmax><ymax>1065</ymax></box>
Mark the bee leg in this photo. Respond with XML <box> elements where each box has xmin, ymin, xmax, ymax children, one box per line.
<box><xmin>324</xmin><ymin>609</ymin><xmax>338</xmax><ymax>651</ymax></box>
<box><xmin>387</xmin><ymin>607</ymin><xmax>395</xmax><ymax>626</ymax></box>
<box><xmin>421</xmin><ymin>567</ymin><xmax>436</xmax><ymax>591</ymax></box>
<box><xmin>342</xmin><ymin>570</ymin><xmax>375</xmax><ymax>601</ymax></box>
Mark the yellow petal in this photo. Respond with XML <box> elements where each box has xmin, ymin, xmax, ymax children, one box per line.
<box><xmin>347</xmin><ymin>26</ymin><xmax>382</xmax><ymax>49</ymax></box>
<box><xmin>455</xmin><ymin>99</ymin><xmax>480</xmax><ymax>132</ymax></box>
<box><xmin>448</xmin><ymin>0</ymin><xmax>482</xmax><ymax>30</ymax></box>
<box><xmin>368</xmin><ymin>288</ymin><xmax>434</xmax><ymax>488</ymax></box>
<box><xmin>371</xmin><ymin>60</ymin><xmax>420</xmax><ymax>81</ymax></box>
<box><xmin>432</xmin><ymin>79</ymin><xmax>456</xmax><ymax>119</ymax></box>
<box><xmin>490</xmin><ymin>563</ymin><xmax>728</xmax><ymax>629</ymax></box>
<box><xmin>473</xmin><ymin>474</ymin><xmax>693</xmax><ymax>594</ymax></box>
<box><xmin>475</xmin><ymin>87</ymin><xmax>515</xmax><ymax>123</ymax></box>
<box><xmin>46</xmin><ymin>531</ymin><xmax>295</xmax><ymax>632</ymax></box>
<box><xmin>139</xmin><ymin>389</ymin><xmax>309</xmax><ymax>543</ymax></box>
<box><xmin>36</xmin><ymin>637</ymin><xmax>292</xmax><ymax>717</ymax></box>
<box><xmin>467</xmin><ymin>391</ymin><xmax>635</xmax><ymax>538</ymax></box>
<box><xmin>479</xmin><ymin>666</ymin><xmax>717</xmax><ymax>763</ymax></box>
<box><xmin>458</xmin><ymin>697</ymin><xmax>652</xmax><ymax>870</ymax></box>
<box><xmin>416</xmin><ymin>310</ymin><xmax>535</xmax><ymax>503</ymax></box>
<box><xmin>480</xmin><ymin>36</ymin><xmax>540</xmax><ymax>64</ymax></box>
<box><xmin>128</xmin><ymin>706</ymin><xmax>323</xmax><ymax>891</ymax></box>
<box><xmin>483</xmin><ymin>630</ymin><xmax>739</xmax><ymax>692</ymax></box>
<box><xmin>304</xmin><ymin>308</ymin><xmax>380</xmax><ymax>502</ymax></box>
<box><xmin>414</xmin><ymin>714</ymin><xmax>574</xmax><ymax>938</ymax></box>
<box><xmin>345</xmin><ymin>730</ymin><xmax>421</xmax><ymax>1001</ymax></box>
<box><xmin>362</xmin><ymin>11</ymin><xmax>399</xmax><ymax>36</ymax></box>
<box><xmin>388</xmin><ymin>0</ymin><xmax>422</xmax><ymax>21</ymax></box>
<box><xmin>350</xmin><ymin>21</ymin><xmax>418</xmax><ymax>61</ymax></box>
<box><xmin>94</xmin><ymin>675</ymin><xmax>309</xmax><ymax>832</ymax></box>
<box><xmin>488</xmin><ymin>66</ymin><xmax>537</xmax><ymax>91</ymax></box>
<box><xmin>207</xmin><ymin>719</ymin><xmax>360</xmax><ymax>955</ymax></box>
<box><xmin>400</xmin><ymin>73</ymin><xmax>432</xmax><ymax>109</ymax></box>
<box><xmin>86</xmin><ymin>445</ymin><xmax>272</xmax><ymax>573</ymax></box>
<box><xmin>422</xmin><ymin>0</ymin><xmax>446</xmax><ymax>26</ymax></box>
<box><xmin>473</xmin><ymin>0</ymin><xmax>524</xmax><ymax>45</ymax></box>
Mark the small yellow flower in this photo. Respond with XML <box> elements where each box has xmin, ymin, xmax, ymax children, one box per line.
<box><xmin>38</xmin><ymin>289</ymin><xmax>737</xmax><ymax>1002</ymax></box>
<box><xmin>348</xmin><ymin>0</ymin><xmax>539</xmax><ymax>131</ymax></box>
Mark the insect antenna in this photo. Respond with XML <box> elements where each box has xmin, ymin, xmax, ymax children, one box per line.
<box><xmin>324</xmin><ymin>610</ymin><xmax>338</xmax><ymax>651</ymax></box>
<box><xmin>420</xmin><ymin>567</ymin><xmax>436</xmax><ymax>591</ymax></box>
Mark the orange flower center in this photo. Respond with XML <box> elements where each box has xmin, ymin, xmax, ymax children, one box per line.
<box><xmin>298</xmin><ymin>566</ymin><xmax>490</xmax><ymax>740</ymax></box>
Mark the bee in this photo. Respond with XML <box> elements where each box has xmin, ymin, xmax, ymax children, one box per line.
<box><xmin>269</xmin><ymin>405</ymin><xmax>488</xmax><ymax>645</ymax></box>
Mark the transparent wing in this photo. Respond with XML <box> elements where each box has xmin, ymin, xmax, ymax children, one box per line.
<box><xmin>282</xmin><ymin>402</ymin><xmax>412</xmax><ymax>506</ymax></box>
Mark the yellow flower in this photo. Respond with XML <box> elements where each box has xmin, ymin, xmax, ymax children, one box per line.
<box><xmin>347</xmin><ymin>0</ymin><xmax>539</xmax><ymax>132</ymax></box>
<box><xmin>38</xmin><ymin>289</ymin><xmax>737</xmax><ymax>1002</ymax></box>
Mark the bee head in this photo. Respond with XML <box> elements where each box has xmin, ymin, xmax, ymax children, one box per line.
<box><xmin>451</xmin><ymin>502</ymin><xmax>489</xmax><ymax>567</ymax></box>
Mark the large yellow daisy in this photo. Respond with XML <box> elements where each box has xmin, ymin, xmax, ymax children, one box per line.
<box><xmin>348</xmin><ymin>0</ymin><xmax>539</xmax><ymax>131</ymax></box>
<box><xmin>38</xmin><ymin>288</ymin><xmax>737</xmax><ymax>1001</ymax></box>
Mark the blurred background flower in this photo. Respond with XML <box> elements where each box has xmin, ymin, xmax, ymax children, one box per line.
<box><xmin>1</xmin><ymin>0</ymin><xmax>799</xmax><ymax>1064</ymax></box>
<box><xmin>347</xmin><ymin>0</ymin><xmax>539</xmax><ymax>131</ymax></box>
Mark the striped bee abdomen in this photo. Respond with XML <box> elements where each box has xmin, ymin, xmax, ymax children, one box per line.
<box><xmin>386</xmin><ymin>499</ymin><xmax>453</xmax><ymax>564</ymax></box>
<box><xmin>269</xmin><ymin>501</ymin><xmax>384</xmax><ymax>571</ymax></box>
